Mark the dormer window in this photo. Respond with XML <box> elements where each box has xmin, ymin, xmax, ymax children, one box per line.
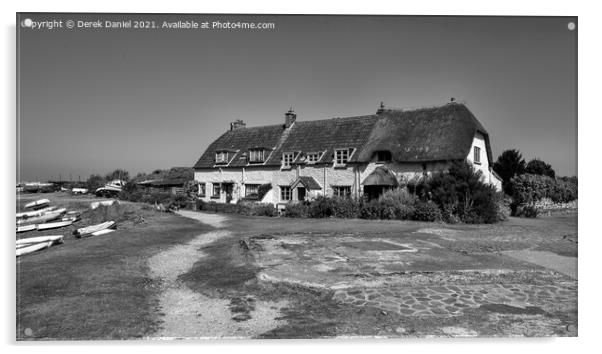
<box><xmin>334</xmin><ymin>148</ymin><xmax>351</xmax><ymax>165</ymax></box>
<box><xmin>376</xmin><ymin>150</ymin><xmax>392</xmax><ymax>163</ymax></box>
<box><xmin>215</xmin><ymin>151</ymin><xmax>228</xmax><ymax>164</ymax></box>
<box><xmin>282</xmin><ymin>152</ymin><xmax>295</xmax><ymax>168</ymax></box>
<box><xmin>306</xmin><ymin>151</ymin><xmax>323</xmax><ymax>164</ymax></box>
<box><xmin>249</xmin><ymin>149</ymin><xmax>265</xmax><ymax>163</ymax></box>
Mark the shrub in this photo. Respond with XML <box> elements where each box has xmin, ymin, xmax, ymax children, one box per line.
<box><xmin>423</xmin><ymin>161</ymin><xmax>500</xmax><ymax>224</ymax></box>
<box><xmin>376</xmin><ymin>188</ymin><xmax>417</xmax><ymax>220</ymax></box>
<box><xmin>412</xmin><ymin>201</ymin><xmax>442</xmax><ymax>222</ymax></box>
<box><xmin>525</xmin><ymin>158</ymin><xmax>555</xmax><ymax>178</ymax></box>
<box><xmin>307</xmin><ymin>196</ymin><xmax>335</xmax><ymax>218</ymax></box>
<box><xmin>359</xmin><ymin>199</ymin><xmax>381</xmax><ymax>220</ymax></box>
<box><xmin>283</xmin><ymin>202</ymin><xmax>309</xmax><ymax>218</ymax></box>
<box><xmin>331</xmin><ymin>197</ymin><xmax>360</xmax><ymax>218</ymax></box>
<box><xmin>508</xmin><ymin>174</ymin><xmax>577</xmax><ymax>216</ymax></box>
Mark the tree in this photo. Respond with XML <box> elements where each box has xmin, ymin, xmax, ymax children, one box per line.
<box><xmin>493</xmin><ymin>149</ymin><xmax>526</xmax><ymax>194</ymax></box>
<box><xmin>525</xmin><ymin>158</ymin><xmax>555</xmax><ymax>178</ymax></box>
<box><xmin>105</xmin><ymin>169</ymin><xmax>130</xmax><ymax>182</ymax></box>
<box><xmin>86</xmin><ymin>174</ymin><xmax>106</xmax><ymax>192</ymax></box>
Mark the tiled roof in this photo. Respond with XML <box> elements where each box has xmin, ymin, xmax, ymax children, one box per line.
<box><xmin>193</xmin><ymin>103</ymin><xmax>492</xmax><ymax>169</ymax></box>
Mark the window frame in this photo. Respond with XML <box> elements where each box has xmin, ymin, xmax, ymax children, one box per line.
<box><xmin>334</xmin><ymin>148</ymin><xmax>350</xmax><ymax>166</ymax></box>
<box><xmin>215</xmin><ymin>151</ymin><xmax>228</xmax><ymax>164</ymax></box>
<box><xmin>282</xmin><ymin>152</ymin><xmax>295</xmax><ymax>168</ymax></box>
<box><xmin>212</xmin><ymin>183</ymin><xmax>221</xmax><ymax>198</ymax></box>
<box><xmin>280</xmin><ymin>185</ymin><xmax>292</xmax><ymax>201</ymax></box>
<box><xmin>245</xmin><ymin>184</ymin><xmax>260</xmax><ymax>198</ymax></box>
<box><xmin>249</xmin><ymin>149</ymin><xmax>265</xmax><ymax>164</ymax></box>
<box><xmin>199</xmin><ymin>183</ymin><xmax>206</xmax><ymax>197</ymax></box>
<box><xmin>332</xmin><ymin>185</ymin><xmax>352</xmax><ymax>198</ymax></box>
<box><xmin>473</xmin><ymin>146</ymin><xmax>481</xmax><ymax>165</ymax></box>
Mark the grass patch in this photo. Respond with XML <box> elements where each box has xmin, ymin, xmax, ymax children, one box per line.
<box><xmin>17</xmin><ymin>201</ymin><xmax>211</xmax><ymax>340</ymax></box>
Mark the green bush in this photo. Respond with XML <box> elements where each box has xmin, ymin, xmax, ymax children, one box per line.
<box><xmin>412</xmin><ymin>201</ymin><xmax>442</xmax><ymax>222</ymax></box>
<box><xmin>508</xmin><ymin>174</ymin><xmax>577</xmax><ymax>216</ymax></box>
<box><xmin>195</xmin><ymin>199</ymin><xmax>277</xmax><ymax>217</ymax></box>
<box><xmin>374</xmin><ymin>188</ymin><xmax>417</xmax><ymax>220</ymax></box>
<box><xmin>421</xmin><ymin>161</ymin><xmax>500</xmax><ymax>224</ymax></box>
<box><xmin>358</xmin><ymin>199</ymin><xmax>381</xmax><ymax>219</ymax></box>
<box><xmin>283</xmin><ymin>202</ymin><xmax>310</xmax><ymax>218</ymax></box>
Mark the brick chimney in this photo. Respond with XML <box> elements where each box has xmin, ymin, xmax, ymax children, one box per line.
<box><xmin>285</xmin><ymin>107</ymin><xmax>296</xmax><ymax>128</ymax></box>
<box><xmin>230</xmin><ymin>119</ymin><xmax>246</xmax><ymax>130</ymax></box>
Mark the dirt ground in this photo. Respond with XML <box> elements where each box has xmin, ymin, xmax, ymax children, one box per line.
<box><xmin>16</xmin><ymin>192</ymin><xmax>578</xmax><ymax>339</ymax></box>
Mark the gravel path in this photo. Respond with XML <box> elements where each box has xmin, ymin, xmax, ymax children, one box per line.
<box><xmin>148</xmin><ymin>211</ymin><xmax>286</xmax><ymax>339</ymax></box>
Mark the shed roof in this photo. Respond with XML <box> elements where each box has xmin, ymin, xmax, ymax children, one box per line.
<box><xmin>362</xmin><ymin>167</ymin><xmax>399</xmax><ymax>186</ymax></box>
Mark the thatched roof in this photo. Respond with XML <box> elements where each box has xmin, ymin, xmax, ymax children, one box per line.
<box><xmin>193</xmin><ymin>103</ymin><xmax>492</xmax><ymax>169</ymax></box>
<box><xmin>357</xmin><ymin>103</ymin><xmax>493</xmax><ymax>163</ymax></box>
<box><xmin>363</xmin><ymin>167</ymin><xmax>399</xmax><ymax>186</ymax></box>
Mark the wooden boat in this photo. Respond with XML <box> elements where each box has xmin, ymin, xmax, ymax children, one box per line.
<box><xmin>36</xmin><ymin>220</ymin><xmax>73</xmax><ymax>231</ymax></box>
<box><xmin>17</xmin><ymin>210</ymin><xmax>65</xmax><ymax>225</ymax></box>
<box><xmin>16</xmin><ymin>206</ymin><xmax>57</xmax><ymax>219</ymax></box>
<box><xmin>16</xmin><ymin>235</ymin><xmax>63</xmax><ymax>246</ymax></box>
<box><xmin>73</xmin><ymin>221</ymin><xmax>116</xmax><ymax>238</ymax></box>
<box><xmin>61</xmin><ymin>214</ymin><xmax>80</xmax><ymax>223</ymax></box>
<box><xmin>16</xmin><ymin>224</ymin><xmax>36</xmax><ymax>233</ymax></box>
<box><xmin>91</xmin><ymin>229</ymin><xmax>115</xmax><ymax>236</ymax></box>
<box><xmin>24</xmin><ymin>199</ymin><xmax>50</xmax><ymax>210</ymax></box>
<box><xmin>16</xmin><ymin>241</ymin><xmax>53</xmax><ymax>257</ymax></box>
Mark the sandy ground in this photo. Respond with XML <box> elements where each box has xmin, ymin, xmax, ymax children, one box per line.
<box><xmin>148</xmin><ymin>211</ymin><xmax>287</xmax><ymax>339</ymax></box>
<box><xmin>502</xmin><ymin>250</ymin><xmax>577</xmax><ymax>278</ymax></box>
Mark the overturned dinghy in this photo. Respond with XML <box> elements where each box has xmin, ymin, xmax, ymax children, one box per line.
<box><xmin>36</xmin><ymin>220</ymin><xmax>74</xmax><ymax>231</ymax></box>
<box><xmin>16</xmin><ymin>224</ymin><xmax>36</xmax><ymax>233</ymax></box>
<box><xmin>16</xmin><ymin>241</ymin><xmax>53</xmax><ymax>256</ymax></box>
<box><xmin>16</xmin><ymin>235</ymin><xmax>64</xmax><ymax>247</ymax></box>
<box><xmin>24</xmin><ymin>199</ymin><xmax>50</xmax><ymax>210</ymax></box>
<box><xmin>16</xmin><ymin>206</ymin><xmax>58</xmax><ymax>219</ymax></box>
<box><xmin>73</xmin><ymin>221</ymin><xmax>116</xmax><ymax>238</ymax></box>
<box><xmin>17</xmin><ymin>209</ymin><xmax>66</xmax><ymax>225</ymax></box>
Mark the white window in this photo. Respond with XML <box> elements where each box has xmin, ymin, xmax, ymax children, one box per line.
<box><xmin>249</xmin><ymin>149</ymin><xmax>265</xmax><ymax>163</ymax></box>
<box><xmin>474</xmin><ymin>146</ymin><xmax>481</xmax><ymax>164</ymax></box>
<box><xmin>282</xmin><ymin>152</ymin><xmax>295</xmax><ymax>168</ymax></box>
<box><xmin>333</xmin><ymin>186</ymin><xmax>351</xmax><ymax>198</ymax></box>
<box><xmin>215</xmin><ymin>152</ymin><xmax>228</xmax><ymax>164</ymax></box>
<box><xmin>280</xmin><ymin>186</ymin><xmax>291</xmax><ymax>201</ymax></box>
<box><xmin>335</xmin><ymin>149</ymin><xmax>350</xmax><ymax>165</ymax></box>
<box><xmin>245</xmin><ymin>184</ymin><xmax>260</xmax><ymax>198</ymax></box>
<box><xmin>212</xmin><ymin>183</ymin><xmax>221</xmax><ymax>197</ymax></box>
<box><xmin>306</xmin><ymin>152</ymin><xmax>321</xmax><ymax>163</ymax></box>
<box><xmin>199</xmin><ymin>183</ymin><xmax>206</xmax><ymax>196</ymax></box>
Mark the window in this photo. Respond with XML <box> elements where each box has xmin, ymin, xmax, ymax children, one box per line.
<box><xmin>245</xmin><ymin>184</ymin><xmax>260</xmax><ymax>198</ymax></box>
<box><xmin>306</xmin><ymin>152</ymin><xmax>321</xmax><ymax>163</ymax></box>
<box><xmin>249</xmin><ymin>149</ymin><xmax>265</xmax><ymax>163</ymax></box>
<box><xmin>212</xmin><ymin>183</ymin><xmax>221</xmax><ymax>197</ymax></box>
<box><xmin>376</xmin><ymin>150</ymin><xmax>392</xmax><ymax>162</ymax></box>
<box><xmin>335</xmin><ymin>149</ymin><xmax>350</xmax><ymax>165</ymax></box>
<box><xmin>215</xmin><ymin>151</ymin><xmax>228</xmax><ymax>164</ymax></box>
<box><xmin>333</xmin><ymin>186</ymin><xmax>352</xmax><ymax>198</ymax></box>
<box><xmin>199</xmin><ymin>183</ymin><xmax>206</xmax><ymax>196</ymax></box>
<box><xmin>282</xmin><ymin>152</ymin><xmax>295</xmax><ymax>168</ymax></box>
<box><xmin>280</xmin><ymin>186</ymin><xmax>291</xmax><ymax>201</ymax></box>
<box><xmin>473</xmin><ymin>146</ymin><xmax>481</xmax><ymax>164</ymax></box>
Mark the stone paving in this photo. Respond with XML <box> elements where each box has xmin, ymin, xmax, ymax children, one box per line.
<box><xmin>333</xmin><ymin>283</ymin><xmax>576</xmax><ymax>317</ymax></box>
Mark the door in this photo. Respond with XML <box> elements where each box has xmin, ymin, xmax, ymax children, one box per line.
<box><xmin>224</xmin><ymin>183</ymin><xmax>234</xmax><ymax>203</ymax></box>
<box><xmin>297</xmin><ymin>187</ymin><xmax>306</xmax><ymax>201</ymax></box>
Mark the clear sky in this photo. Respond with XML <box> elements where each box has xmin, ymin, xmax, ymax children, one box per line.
<box><xmin>17</xmin><ymin>14</ymin><xmax>577</xmax><ymax>181</ymax></box>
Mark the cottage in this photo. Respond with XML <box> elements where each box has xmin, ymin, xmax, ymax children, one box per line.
<box><xmin>192</xmin><ymin>102</ymin><xmax>502</xmax><ymax>207</ymax></box>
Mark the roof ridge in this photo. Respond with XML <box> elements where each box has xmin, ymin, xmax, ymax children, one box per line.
<box><xmin>382</xmin><ymin>102</ymin><xmax>466</xmax><ymax>113</ymax></box>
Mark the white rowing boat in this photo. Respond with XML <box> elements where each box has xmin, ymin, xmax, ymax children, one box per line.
<box><xmin>90</xmin><ymin>200</ymin><xmax>116</xmax><ymax>209</ymax></box>
<box><xmin>24</xmin><ymin>199</ymin><xmax>50</xmax><ymax>210</ymax></box>
<box><xmin>91</xmin><ymin>229</ymin><xmax>115</xmax><ymax>236</ymax></box>
<box><xmin>16</xmin><ymin>241</ymin><xmax>53</xmax><ymax>257</ymax></box>
<box><xmin>17</xmin><ymin>209</ymin><xmax>66</xmax><ymax>225</ymax></box>
<box><xmin>16</xmin><ymin>224</ymin><xmax>36</xmax><ymax>233</ymax></box>
<box><xmin>36</xmin><ymin>220</ymin><xmax>73</xmax><ymax>231</ymax></box>
<box><xmin>16</xmin><ymin>206</ymin><xmax>58</xmax><ymax>219</ymax></box>
<box><xmin>73</xmin><ymin>221</ymin><xmax>116</xmax><ymax>238</ymax></box>
<box><xmin>16</xmin><ymin>235</ymin><xmax>63</xmax><ymax>246</ymax></box>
